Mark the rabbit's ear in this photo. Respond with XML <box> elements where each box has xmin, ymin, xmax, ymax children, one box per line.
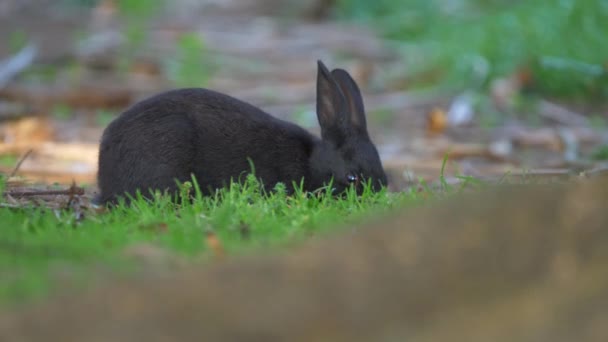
<box><xmin>330</xmin><ymin>68</ymin><xmax>369</xmax><ymax>139</ymax></box>
<box><xmin>316</xmin><ymin>60</ymin><xmax>349</xmax><ymax>143</ymax></box>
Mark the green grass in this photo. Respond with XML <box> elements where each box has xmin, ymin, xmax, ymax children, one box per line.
<box><xmin>591</xmin><ymin>145</ymin><xmax>608</xmax><ymax>161</ymax></box>
<box><xmin>337</xmin><ymin>0</ymin><xmax>608</xmax><ymax>102</ymax></box>
<box><xmin>0</xmin><ymin>156</ymin><xmax>18</xmax><ymax>168</ymax></box>
<box><xmin>0</xmin><ymin>175</ymin><xmax>429</xmax><ymax>306</ymax></box>
<box><xmin>165</xmin><ymin>33</ymin><xmax>212</xmax><ymax>88</ymax></box>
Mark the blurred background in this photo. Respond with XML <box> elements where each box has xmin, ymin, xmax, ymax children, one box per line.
<box><xmin>0</xmin><ymin>0</ymin><xmax>607</xmax><ymax>191</ymax></box>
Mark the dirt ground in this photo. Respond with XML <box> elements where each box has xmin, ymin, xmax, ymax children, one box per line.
<box><xmin>1</xmin><ymin>1</ymin><xmax>606</xmax><ymax>193</ymax></box>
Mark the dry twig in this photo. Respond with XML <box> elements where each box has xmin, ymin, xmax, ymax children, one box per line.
<box><xmin>9</xmin><ymin>149</ymin><xmax>33</xmax><ymax>178</ymax></box>
<box><xmin>5</xmin><ymin>185</ymin><xmax>85</xmax><ymax>198</ymax></box>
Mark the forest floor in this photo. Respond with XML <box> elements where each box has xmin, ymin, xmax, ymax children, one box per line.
<box><xmin>1</xmin><ymin>1</ymin><xmax>606</xmax><ymax>199</ymax></box>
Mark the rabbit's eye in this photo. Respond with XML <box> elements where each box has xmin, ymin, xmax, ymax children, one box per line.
<box><xmin>346</xmin><ymin>174</ymin><xmax>359</xmax><ymax>184</ymax></box>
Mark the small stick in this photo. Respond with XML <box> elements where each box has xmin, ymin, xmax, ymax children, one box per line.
<box><xmin>9</xmin><ymin>149</ymin><xmax>33</xmax><ymax>178</ymax></box>
<box><xmin>0</xmin><ymin>202</ymin><xmax>21</xmax><ymax>209</ymax></box>
<box><xmin>6</xmin><ymin>187</ymin><xmax>85</xmax><ymax>198</ymax></box>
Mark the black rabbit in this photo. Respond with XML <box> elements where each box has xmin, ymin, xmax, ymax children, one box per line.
<box><xmin>96</xmin><ymin>60</ymin><xmax>387</xmax><ymax>204</ymax></box>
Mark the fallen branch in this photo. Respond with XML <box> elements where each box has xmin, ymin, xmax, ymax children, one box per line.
<box><xmin>0</xmin><ymin>202</ymin><xmax>22</xmax><ymax>209</ymax></box>
<box><xmin>263</xmin><ymin>91</ymin><xmax>444</xmax><ymax>119</ymax></box>
<box><xmin>537</xmin><ymin>100</ymin><xmax>589</xmax><ymax>126</ymax></box>
<box><xmin>0</xmin><ymin>44</ymin><xmax>37</xmax><ymax>89</ymax></box>
<box><xmin>507</xmin><ymin>126</ymin><xmax>607</xmax><ymax>149</ymax></box>
<box><xmin>0</xmin><ymin>84</ymin><xmax>132</xmax><ymax>111</ymax></box>
<box><xmin>5</xmin><ymin>184</ymin><xmax>85</xmax><ymax>198</ymax></box>
<box><xmin>0</xmin><ymin>167</ymin><xmax>96</xmax><ymax>184</ymax></box>
<box><xmin>434</xmin><ymin>142</ymin><xmax>513</xmax><ymax>163</ymax></box>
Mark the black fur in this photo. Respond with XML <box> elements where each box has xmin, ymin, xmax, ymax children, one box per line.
<box><xmin>97</xmin><ymin>60</ymin><xmax>387</xmax><ymax>204</ymax></box>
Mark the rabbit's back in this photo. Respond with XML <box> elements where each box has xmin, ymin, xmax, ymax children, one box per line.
<box><xmin>114</xmin><ymin>88</ymin><xmax>281</xmax><ymax>126</ymax></box>
<box><xmin>98</xmin><ymin>88</ymin><xmax>317</xmax><ymax>203</ymax></box>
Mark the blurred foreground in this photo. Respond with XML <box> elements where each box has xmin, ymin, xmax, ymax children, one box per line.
<box><xmin>1</xmin><ymin>174</ymin><xmax>607</xmax><ymax>341</ymax></box>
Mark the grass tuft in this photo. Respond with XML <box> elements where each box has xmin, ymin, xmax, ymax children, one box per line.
<box><xmin>0</xmin><ymin>175</ymin><xmax>432</xmax><ymax>305</ymax></box>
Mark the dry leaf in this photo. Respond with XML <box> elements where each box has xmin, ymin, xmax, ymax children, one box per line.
<box><xmin>205</xmin><ymin>231</ymin><xmax>225</xmax><ymax>259</ymax></box>
<box><xmin>2</xmin><ymin>117</ymin><xmax>54</xmax><ymax>144</ymax></box>
<box><xmin>426</xmin><ymin>107</ymin><xmax>447</xmax><ymax>135</ymax></box>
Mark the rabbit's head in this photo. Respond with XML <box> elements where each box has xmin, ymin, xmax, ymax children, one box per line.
<box><xmin>309</xmin><ymin>61</ymin><xmax>388</xmax><ymax>194</ymax></box>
